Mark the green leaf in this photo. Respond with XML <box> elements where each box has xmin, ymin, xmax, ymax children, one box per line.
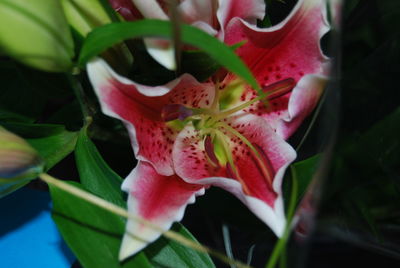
<box><xmin>0</xmin><ymin>123</ymin><xmax>78</xmax><ymax>171</ymax></box>
<box><xmin>292</xmin><ymin>155</ymin><xmax>321</xmax><ymax>204</ymax></box>
<box><xmin>49</xmin><ymin>181</ymin><xmax>152</xmax><ymax>268</ymax></box>
<box><xmin>28</xmin><ymin>130</ymin><xmax>78</xmax><ymax>171</ymax></box>
<box><xmin>79</xmin><ymin>20</ymin><xmax>259</xmax><ymax>91</ymax></box>
<box><xmin>146</xmin><ymin>223</ymin><xmax>216</xmax><ymax>268</ymax></box>
<box><xmin>75</xmin><ymin>130</ymin><xmax>124</xmax><ymax>206</ymax></box>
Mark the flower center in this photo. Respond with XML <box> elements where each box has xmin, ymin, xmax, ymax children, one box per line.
<box><xmin>161</xmin><ymin>78</ymin><xmax>295</xmax><ymax>188</ymax></box>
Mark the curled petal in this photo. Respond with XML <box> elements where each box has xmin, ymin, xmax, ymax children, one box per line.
<box><xmin>217</xmin><ymin>0</ymin><xmax>265</xmax><ymax>38</ymax></box>
<box><xmin>119</xmin><ymin>161</ymin><xmax>204</xmax><ymax>260</ymax></box>
<box><xmin>277</xmin><ymin>74</ymin><xmax>327</xmax><ymax>139</ymax></box>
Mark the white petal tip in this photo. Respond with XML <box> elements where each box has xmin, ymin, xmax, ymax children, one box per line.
<box><xmin>118</xmin><ymin>233</ymin><xmax>148</xmax><ymax>261</ymax></box>
<box><xmin>146</xmin><ymin>45</ymin><xmax>176</xmax><ymax>70</ymax></box>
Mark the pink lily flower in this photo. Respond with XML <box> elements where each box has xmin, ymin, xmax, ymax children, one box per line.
<box><xmin>109</xmin><ymin>0</ymin><xmax>265</xmax><ymax>69</ymax></box>
<box><xmin>88</xmin><ymin>0</ymin><xmax>330</xmax><ymax>260</ymax></box>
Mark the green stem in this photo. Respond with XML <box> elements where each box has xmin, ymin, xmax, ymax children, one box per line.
<box><xmin>279</xmin><ymin>247</ymin><xmax>287</xmax><ymax>268</ymax></box>
<box><xmin>265</xmin><ymin>165</ymin><xmax>298</xmax><ymax>268</ymax></box>
<box><xmin>67</xmin><ymin>74</ymin><xmax>92</xmax><ymax>126</ymax></box>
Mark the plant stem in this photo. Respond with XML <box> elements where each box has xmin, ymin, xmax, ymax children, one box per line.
<box><xmin>67</xmin><ymin>74</ymin><xmax>92</xmax><ymax>126</ymax></box>
<box><xmin>39</xmin><ymin>173</ymin><xmax>252</xmax><ymax>268</ymax></box>
<box><xmin>265</xmin><ymin>165</ymin><xmax>299</xmax><ymax>268</ymax></box>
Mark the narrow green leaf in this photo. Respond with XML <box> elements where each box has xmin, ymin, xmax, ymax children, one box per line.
<box><xmin>79</xmin><ymin>20</ymin><xmax>259</xmax><ymax>91</ymax></box>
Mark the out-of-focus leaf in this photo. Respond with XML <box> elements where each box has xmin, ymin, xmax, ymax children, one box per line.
<box><xmin>0</xmin><ymin>60</ymin><xmax>46</xmax><ymax>121</ymax></box>
<box><xmin>320</xmin><ymin>107</ymin><xmax>400</xmax><ymax>256</ymax></box>
<box><xmin>1</xmin><ymin>123</ymin><xmax>66</xmax><ymax>138</ymax></box>
<box><xmin>0</xmin><ymin>110</ymin><xmax>32</xmax><ymax>123</ymax></box>
<box><xmin>79</xmin><ymin>20</ymin><xmax>260</xmax><ymax>91</ymax></box>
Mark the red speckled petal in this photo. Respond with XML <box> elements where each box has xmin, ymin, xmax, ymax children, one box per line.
<box><xmin>173</xmin><ymin>114</ymin><xmax>296</xmax><ymax>236</ymax></box>
<box><xmin>119</xmin><ymin>161</ymin><xmax>204</xmax><ymax>260</ymax></box>
<box><xmin>87</xmin><ymin>58</ymin><xmax>214</xmax><ymax>176</ymax></box>
<box><xmin>224</xmin><ymin>0</ymin><xmax>330</xmax><ymax>139</ymax></box>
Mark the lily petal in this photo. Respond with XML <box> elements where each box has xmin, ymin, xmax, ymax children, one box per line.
<box><xmin>278</xmin><ymin>74</ymin><xmax>327</xmax><ymax>139</ymax></box>
<box><xmin>119</xmin><ymin>161</ymin><xmax>204</xmax><ymax>260</ymax></box>
<box><xmin>144</xmin><ymin>38</ymin><xmax>177</xmax><ymax>70</ymax></box>
<box><xmin>217</xmin><ymin>0</ymin><xmax>265</xmax><ymax>38</ymax></box>
<box><xmin>224</xmin><ymin>0</ymin><xmax>330</xmax><ymax>139</ymax></box>
<box><xmin>87</xmin><ymin>58</ymin><xmax>214</xmax><ymax>176</ymax></box>
<box><xmin>173</xmin><ymin>114</ymin><xmax>296</xmax><ymax>236</ymax></box>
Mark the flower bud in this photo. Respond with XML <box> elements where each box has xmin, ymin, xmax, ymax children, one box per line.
<box><xmin>0</xmin><ymin>127</ymin><xmax>43</xmax><ymax>198</ymax></box>
<box><xmin>61</xmin><ymin>0</ymin><xmax>133</xmax><ymax>74</ymax></box>
<box><xmin>0</xmin><ymin>0</ymin><xmax>74</xmax><ymax>72</ymax></box>
<box><xmin>61</xmin><ymin>0</ymin><xmax>112</xmax><ymax>37</ymax></box>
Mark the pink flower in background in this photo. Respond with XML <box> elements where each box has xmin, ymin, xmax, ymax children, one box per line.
<box><xmin>109</xmin><ymin>0</ymin><xmax>265</xmax><ymax>69</ymax></box>
<box><xmin>88</xmin><ymin>0</ymin><xmax>330</xmax><ymax>260</ymax></box>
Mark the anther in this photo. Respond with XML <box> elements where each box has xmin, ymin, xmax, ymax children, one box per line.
<box><xmin>263</xmin><ymin>78</ymin><xmax>296</xmax><ymax>100</ymax></box>
<box><xmin>204</xmin><ymin>135</ymin><xmax>219</xmax><ymax>167</ymax></box>
<box><xmin>161</xmin><ymin>104</ymin><xmax>193</xmax><ymax>121</ymax></box>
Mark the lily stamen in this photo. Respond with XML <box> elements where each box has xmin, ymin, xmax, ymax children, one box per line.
<box><xmin>215</xmin><ymin>121</ymin><xmax>274</xmax><ymax>185</ymax></box>
<box><xmin>212</xmin><ymin>78</ymin><xmax>296</xmax><ymax>121</ymax></box>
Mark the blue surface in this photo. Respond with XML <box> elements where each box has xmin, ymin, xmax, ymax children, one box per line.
<box><xmin>0</xmin><ymin>187</ymin><xmax>75</xmax><ymax>268</ymax></box>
